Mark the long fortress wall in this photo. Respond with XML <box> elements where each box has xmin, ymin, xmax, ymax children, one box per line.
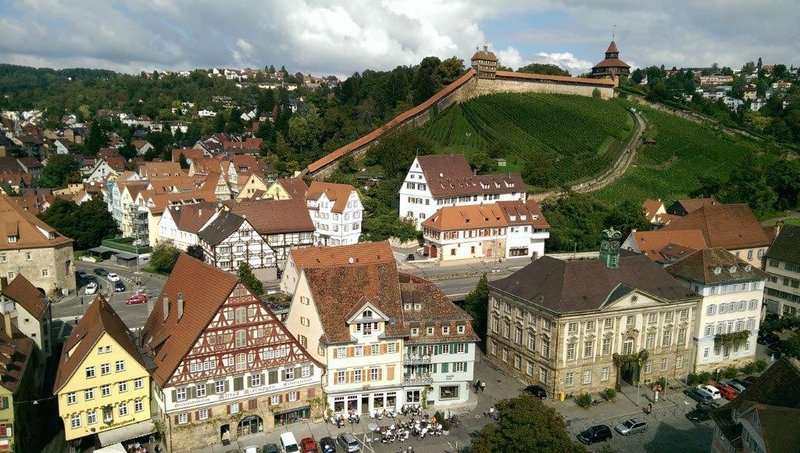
<box><xmin>305</xmin><ymin>70</ymin><xmax>616</xmax><ymax>179</ymax></box>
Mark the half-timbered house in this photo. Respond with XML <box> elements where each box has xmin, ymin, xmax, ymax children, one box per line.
<box><xmin>198</xmin><ymin>210</ymin><xmax>277</xmax><ymax>281</ymax></box>
<box><xmin>141</xmin><ymin>254</ymin><xmax>323</xmax><ymax>452</ymax></box>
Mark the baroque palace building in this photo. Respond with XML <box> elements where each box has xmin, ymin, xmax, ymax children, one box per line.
<box><xmin>486</xmin><ymin>229</ymin><xmax>701</xmax><ymax>396</ymax></box>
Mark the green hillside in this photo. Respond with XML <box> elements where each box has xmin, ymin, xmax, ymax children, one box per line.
<box><xmin>420</xmin><ymin>93</ymin><xmax>634</xmax><ymax>185</ymax></box>
<box><xmin>593</xmin><ymin>105</ymin><xmax>780</xmax><ymax>207</ymax></box>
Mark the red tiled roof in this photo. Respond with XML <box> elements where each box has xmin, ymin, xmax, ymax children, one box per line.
<box><xmin>628</xmin><ymin>229</ymin><xmax>707</xmax><ymax>262</ymax></box>
<box><xmin>276</xmin><ymin>177</ymin><xmax>308</xmax><ymax>199</ymax></box>
<box><xmin>471</xmin><ymin>50</ymin><xmax>497</xmax><ymax>62</ymax></box>
<box><xmin>663</xmin><ymin>204</ymin><xmax>772</xmax><ymax>249</ymax></box>
<box><xmin>642</xmin><ymin>199</ymin><xmax>664</xmax><ymax>222</ymax></box>
<box><xmin>167</xmin><ymin>201</ymin><xmax>218</xmax><ymax>233</ymax></box>
<box><xmin>1</xmin><ymin>274</ymin><xmax>48</xmax><ymax>320</ymax></box>
<box><xmin>398</xmin><ymin>275</ymin><xmax>480</xmax><ymax>344</ymax></box>
<box><xmin>666</xmin><ymin>247</ymin><xmax>769</xmax><ymax>284</ymax></box>
<box><xmin>496</xmin><ymin>200</ymin><xmax>549</xmax><ymax>228</ymax></box>
<box><xmin>415</xmin><ymin>154</ymin><xmax>525</xmax><ymax>198</ymax></box>
<box><xmin>306</xmin><ymin>69</ymin><xmax>477</xmax><ymax>174</ymax></box>
<box><xmin>593</xmin><ymin>58</ymin><xmax>631</xmax><ymax>70</ymax></box>
<box><xmin>0</xmin><ymin>194</ymin><xmax>73</xmax><ymax>251</ymax></box>
<box><xmin>141</xmin><ymin>254</ymin><xmax>239</xmax><ymax>387</ymax></box>
<box><xmin>54</xmin><ymin>295</ymin><xmax>145</xmax><ymax>392</ymax></box>
<box><xmin>289</xmin><ymin>241</ymin><xmax>394</xmax><ymax>270</ymax></box>
<box><xmin>229</xmin><ymin>198</ymin><xmax>315</xmax><ymax>234</ymax></box>
<box><xmin>306</xmin><ymin>181</ymin><xmax>356</xmax><ymax>213</ymax></box>
<box><xmin>496</xmin><ymin>70</ymin><xmax>616</xmax><ymax>87</ymax></box>
<box><xmin>606</xmin><ymin>41</ymin><xmax>619</xmax><ymax>54</ymax></box>
<box><xmin>172</xmin><ymin>148</ymin><xmax>205</xmax><ymax>163</ymax></box>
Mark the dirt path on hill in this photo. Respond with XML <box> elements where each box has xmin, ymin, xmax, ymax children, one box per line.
<box><xmin>530</xmin><ymin>108</ymin><xmax>646</xmax><ymax>202</ymax></box>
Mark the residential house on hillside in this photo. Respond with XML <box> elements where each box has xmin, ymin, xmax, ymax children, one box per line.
<box><xmin>280</xmin><ymin>241</ymin><xmax>394</xmax><ymax>293</ymax></box>
<box><xmin>0</xmin><ymin>195</ymin><xmax>75</xmax><ymax>297</ymax></box>
<box><xmin>264</xmin><ymin>177</ymin><xmax>308</xmax><ymax>201</ymax></box>
<box><xmin>622</xmin><ymin>229</ymin><xmax>708</xmax><ymax>266</ymax></box>
<box><xmin>487</xmin><ymin>230</ymin><xmax>700</xmax><ymax>396</ymax></box>
<box><xmin>0</xmin><ymin>318</ymin><xmax>35</xmax><ymax>453</ymax></box>
<box><xmin>172</xmin><ymin>148</ymin><xmax>207</xmax><ymax>165</ymax></box>
<box><xmin>665</xmin><ymin>197</ymin><xmax>717</xmax><ymax>217</ymax></box>
<box><xmin>399</xmin><ymin>154</ymin><xmax>526</xmax><ymax>229</ymax></box>
<box><xmin>83</xmin><ymin>158</ymin><xmax>120</xmax><ymax>183</ymax></box>
<box><xmin>763</xmin><ymin>224</ymin><xmax>800</xmax><ymax>317</ymax></box>
<box><xmin>666</xmin><ymin>248</ymin><xmax>766</xmax><ymax>373</ymax></box>
<box><xmin>157</xmin><ymin>202</ymin><xmax>217</xmax><ymax>250</ymax></box>
<box><xmin>283</xmin><ymin>260</ymin><xmax>478</xmax><ymax>416</ymax></box>
<box><xmin>306</xmin><ymin>181</ymin><xmax>363</xmax><ymax>246</ymax></box>
<box><xmin>141</xmin><ymin>255</ymin><xmax>323</xmax><ymax>451</ymax></box>
<box><xmin>0</xmin><ymin>274</ymin><xmax>52</xmax><ymax>363</ymax></box>
<box><xmin>227</xmin><ymin>199</ymin><xmax>315</xmax><ymax>271</ymax></box>
<box><xmin>642</xmin><ymin>199</ymin><xmax>669</xmax><ymax>225</ymax></box>
<box><xmin>710</xmin><ymin>357</ymin><xmax>800</xmax><ymax>452</ymax></box>
<box><xmin>235</xmin><ymin>173</ymin><xmax>269</xmax><ymax>201</ymax></box>
<box><xmin>198</xmin><ymin>210</ymin><xmax>276</xmax><ymax>281</ymax></box>
<box><xmin>422</xmin><ymin>200</ymin><xmax>549</xmax><ymax>261</ymax></box>
<box><xmin>54</xmin><ymin>296</ymin><xmax>153</xmax><ymax>444</ymax></box>
<box><xmin>137</xmin><ymin>162</ymin><xmax>183</xmax><ymax>180</ymax></box>
<box><xmin>662</xmin><ymin>203</ymin><xmax>772</xmax><ymax>268</ymax></box>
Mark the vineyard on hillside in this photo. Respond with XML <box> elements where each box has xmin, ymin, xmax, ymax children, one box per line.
<box><xmin>594</xmin><ymin>105</ymin><xmax>781</xmax><ymax>207</ymax></box>
<box><xmin>420</xmin><ymin>93</ymin><xmax>634</xmax><ymax>185</ymax></box>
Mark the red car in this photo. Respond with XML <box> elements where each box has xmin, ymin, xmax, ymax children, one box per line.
<box><xmin>718</xmin><ymin>384</ymin><xmax>739</xmax><ymax>401</ymax></box>
<box><xmin>126</xmin><ymin>294</ymin><xmax>148</xmax><ymax>305</ymax></box>
<box><xmin>300</xmin><ymin>437</ymin><xmax>319</xmax><ymax>453</ymax></box>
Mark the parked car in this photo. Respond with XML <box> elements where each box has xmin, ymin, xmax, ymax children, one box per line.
<box><xmin>262</xmin><ymin>444</ymin><xmax>280</xmax><ymax>453</ymax></box>
<box><xmin>577</xmin><ymin>424</ymin><xmax>612</xmax><ymax>444</ymax></box>
<box><xmin>686</xmin><ymin>408</ymin><xmax>712</xmax><ymax>422</ymax></box>
<box><xmin>614</xmin><ymin>417</ymin><xmax>648</xmax><ymax>436</ymax></box>
<box><xmin>337</xmin><ymin>432</ymin><xmax>359</xmax><ymax>452</ymax></box>
<box><xmin>734</xmin><ymin>377</ymin><xmax>754</xmax><ymax>388</ymax></box>
<box><xmin>93</xmin><ymin>267</ymin><xmax>109</xmax><ymax>277</ymax></box>
<box><xmin>319</xmin><ymin>437</ymin><xmax>337</xmax><ymax>453</ymax></box>
<box><xmin>300</xmin><ymin>437</ymin><xmax>319</xmax><ymax>453</ymax></box>
<box><xmin>126</xmin><ymin>294</ymin><xmax>147</xmax><ymax>305</ymax></box>
<box><xmin>84</xmin><ymin>281</ymin><xmax>99</xmax><ymax>295</ymax></box>
<box><xmin>523</xmin><ymin>385</ymin><xmax>547</xmax><ymax>399</ymax></box>
<box><xmin>76</xmin><ymin>270</ymin><xmax>89</xmax><ymax>280</ymax></box>
<box><xmin>718</xmin><ymin>384</ymin><xmax>739</xmax><ymax>401</ymax></box>
<box><xmin>406</xmin><ymin>254</ymin><xmax>415</xmax><ymax>261</ymax></box>
<box><xmin>114</xmin><ymin>281</ymin><xmax>126</xmax><ymax>292</ymax></box>
<box><xmin>698</xmin><ymin>384</ymin><xmax>721</xmax><ymax>400</ymax></box>
<box><xmin>684</xmin><ymin>388</ymin><xmax>714</xmax><ymax>405</ymax></box>
<box><xmin>721</xmin><ymin>380</ymin><xmax>746</xmax><ymax>393</ymax></box>
<box><xmin>243</xmin><ymin>447</ymin><xmax>259</xmax><ymax>453</ymax></box>
<box><xmin>280</xmin><ymin>432</ymin><xmax>300</xmax><ymax>453</ymax></box>
<box><xmin>107</xmin><ymin>272</ymin><xmax>121</xmax><ymax>282</ymax></box>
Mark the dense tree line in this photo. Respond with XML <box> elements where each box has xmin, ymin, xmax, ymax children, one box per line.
<box><xmin>38</xmin><ymin>196</ymin><xmax>119</xmax><ymax>250</ymax></box>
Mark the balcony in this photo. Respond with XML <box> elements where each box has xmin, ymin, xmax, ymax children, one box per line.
<box><xmin>403</xmin><ymin>374</ymin><xmax>433</xmax><ymax>385</ymax></box>
<box><xmin>403</xmin><ymin>355</ymin><xmax>432</xmax><ymax>365</ymax></box>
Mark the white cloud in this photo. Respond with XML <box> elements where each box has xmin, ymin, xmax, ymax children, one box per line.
<box><xmin>496</xmin><ymin>46</ymin><xmax>525</xmax><ymax>70</ymax></box>
<box><xmin>532</xmin><ymin>52</ymin><xmax>593</xmax><ymax>76</ymax></box>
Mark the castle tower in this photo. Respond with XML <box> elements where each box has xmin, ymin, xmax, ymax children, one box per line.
<box><xmin>599</xmin><ymin>227</ymin><xmax>623</xmax><ymax>269</ymax></box>
<box><xmin>471</xmin><ymin>46</ymin><xmax>498</xmax><ymax>79</ymax></box>
<box><xmin>591</xmin><ymin>41</ymin><xmax>630</xmax><ymax>79</ymax></box>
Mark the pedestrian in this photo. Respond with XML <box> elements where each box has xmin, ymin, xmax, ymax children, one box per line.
<box><xmin>480</xmin><ymin>381</ymin><xmax>486</xmax><ymax>392</ymax></box>
<box><xmin>80</xmin><ymin>297</ymin><xmax>84</xmax><ymax>305</ymax></box>
<box><xmin>483</xmin><ymin>409</ymin><xmax>489</xmax><ymax>418</ymax></box>
<box><xmin>474</xmin><ymin>379</ymin><xmax>481</xmax><ymax>393</ymax></box>
<box><xmin>489</xmin><ymin>407</ymin><xmax>495</xmax><ymax>419</ymax></box>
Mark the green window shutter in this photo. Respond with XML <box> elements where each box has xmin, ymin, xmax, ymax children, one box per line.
<box><xmin>309</xmin><ymin>365</ymin><xmax>314</xmax><ymax>376</ymax></box>
<box><xmin>294</xmin><ymin>367</ymin><xmax>301</xmax><ymax>379</ymax></box>
<box><xmin>269</xmin><ymin>370</ymin><xmax>277</xmax><ymax>384</ymax></box>
<box><xmin>189</xmin><ymin>386</ymin><xmax>196</xmax><ymax>399</ymax></box>
<box><xmin>171</xmin><ymin>390</ymin><xmax>177</xmax><ymax>403</ymax></box>
<box><xmin>224</xmin><ymin>380</ymin><xmax>230</xmax><ymax>393</ymax></box>
<box><xmin>260</xmin><ymin>373</ymin><xmax>265</xmax><ymax>385</ymax></box>
<box><xmin>442</xmin><ymin>363</ymin><xmax>449</xmax><ymax>373</ymax></box>
<box><xmin>206</xmin><ymin>383</ymin><xmax>214</xmax><ymax>396</ymax></box>
<box><xmin>234</xmin><ymin>377</ymin><xmax>243</xmax><ymax>391</ymax></box>
<box><xmin>435</xmin><ymin>345</ymin><xmax>441</xmax><ymax>355</ymax></box>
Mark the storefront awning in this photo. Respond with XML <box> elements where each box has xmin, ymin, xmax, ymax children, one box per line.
<box><xmin>96</xmin><ymin>419</ymin><xmax>156</xmax><ymax>447</ymax></box>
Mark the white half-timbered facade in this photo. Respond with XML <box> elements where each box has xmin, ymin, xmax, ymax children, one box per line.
<box><xmin>142</xmin><ymin>255</ymin><xmax>323</xmax><ymax>452</ymax></box>
<box><xmin>198</xmin><ymin>210</ymin><xmax>277</xmax><ymax>281</ymax></box>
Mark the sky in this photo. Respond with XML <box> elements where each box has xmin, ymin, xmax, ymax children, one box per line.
<box><xmin>0</xmin><ymin>0</ymin><xmax>797</xmax><ymax>77</ymax></box>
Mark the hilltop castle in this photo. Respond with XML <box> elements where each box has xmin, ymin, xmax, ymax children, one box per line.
<box><xmin>591</xmin><ymin>41</ymin><xmax>631</xmax><ymax>79</ymax></box>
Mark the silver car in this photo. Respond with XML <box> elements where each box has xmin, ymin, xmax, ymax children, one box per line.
<box><xmin>615</xmin><ymin>417</ymin><xmax>648</xmax><ymax>436</ymax></box>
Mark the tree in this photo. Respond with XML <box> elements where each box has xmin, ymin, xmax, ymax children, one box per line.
<box><xmin>471</xmin><ymin>394</ymin><xmax>585</xmax><ymax>453</ymax></box>
<box><xmin>718</xmin><ymin>153</ymin><xmax>777</xmax><ymax>217</ymax></box>
<box><xmin>149</xmin><ymin>242</ymin><xmax>181</xmax><ymax>274</ymax></box>
<box><xmin>766</xmin><ymin>159</ymin><xmax>800</xmax><ymax>210</ymax></box>
<box><xmin>38</xmin><ymin>154</ymin><xmax>79</xmax><ymax>188</ymax></box>
<box><xmin>435</xmin><ymin>57</ymin><xmax>466</xmax><ymax>86</ymax></box>
<box><xmin>186</xmin><ymin>244</ymin><xmax>204</xmax><ymax>261</ymax></box>
<box><xmin>468</xmin><ymin>150</ymin><xmax>497</xmax><ymax>174</ymax></box>
<box><xmin>518</xmin><ymin>63</ymin><xmax>570</xmax><ymax>77</ymax></box>
<box><xmin>83</xmin><ymin>121</ymin><xmax>107</xmax><ymax>157</ymax></box>
<box><xmin>464</xmin><ymin>274</ymin><xmax>489</xmax><ymax>345</ymax></box>
<box><xmin>178</xmin><ymin>152</ymin><xmax>189</xmax><ymax>169</ymax></box>
<box><xmin>604</xmin><ymin>199</ymin><xmax>650</xmax><ymax>239</ymax></box>
<box><xmin>237</xmin><ymin>262</ymin><xmax>264</xmax><ymax>296</ymax></box>
<box><xmin>412</xmin><ymin>56</ymin><xmax>441</xmax><ymax>105</ymax></box>
<box><xmin>39</xmin><ymin>196</ymin><xmax>118</xmax><ymax>250</ymax></box>
<box><xmin>541</xmin><ymin>193</ymin><xmax>608</xmax><ymax>253</ymax></box>
<box><xmin>521</xmin><ymin>154</ymin><xmax>555</xmax><ymax>188</ymax></box>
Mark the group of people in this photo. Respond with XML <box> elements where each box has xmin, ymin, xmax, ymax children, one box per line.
<box><xmin>473</xmin><ymin>379</ymin><xmax>487</xmax><ymax>393</ymax></box>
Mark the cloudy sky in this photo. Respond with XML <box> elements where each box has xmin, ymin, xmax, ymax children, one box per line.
<box><xmin>0</xmin><ymin>0</ymin><xmax>797</xmax><ymax>77</ymax></box>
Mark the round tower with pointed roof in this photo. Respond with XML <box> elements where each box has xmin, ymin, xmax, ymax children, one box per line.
<box><xmin>591</xmin><ymin>41</ymin><xmax>630</xmax><ymax>79</ymax></box>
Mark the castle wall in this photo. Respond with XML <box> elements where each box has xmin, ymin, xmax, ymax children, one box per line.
<box><xmin>476</xmin><ymin>78</ymin><xmax>615</xmax><ymax>100</ymax></box>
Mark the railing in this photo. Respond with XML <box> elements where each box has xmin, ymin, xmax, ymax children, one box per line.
<box><xmin>403</xmin><ymin>355</ymin><xmax>432</xmax><ymax>365</ymax></box>
<box><xmin>403</xmin><ymin>375</ymin><xmax>433</xmax><ymax>385</ymax></box>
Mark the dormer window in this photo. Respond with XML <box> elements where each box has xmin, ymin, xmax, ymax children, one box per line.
<box><xmin>404</xmin><ymin>303</ymin><xmax>411</xmax><ymax>311</ymax></box>
<box><xmin>426</xmin><ymin>326</ymin><xmax>434</xmax><ymax>335</ymax></box>
<box><xmin>411</xmin><ymin>328</ymin><xmax>419</xmax><ymax>336</ymax></box>
<box><xmin>442</xmin><ymin>326</ymin><xmax>450</xmax><ymax>335</ymax></box>
<box><xmin>729</xmin><ymin>266</ymin><xmax>737</xmax><ymax>273</ymax></box>
<box><xmin>7</xmin><ymin>235</ymin><xmax>17</xmax><ymax>243</ymax></box>
<box><xmin>713</xmin><ymin>267</ymin><xmax>722</xmax><ymax>275</ymax></box>
<box><xmin>745</xmin><ymin>265</ymin><xmax>752</xmax><ymax>271</ymax></box>
<box><xmin>457</xmin><ymin>325</ymin><xmax>465</xmax><ymax>334</ymax></box>
<box><xmin>363</xmin><ymin>310</ymin><xmax>373</xmax><ymax>319</ymax></box>
<box><xmin>414</xmin><ymin>303</ymin><xmax>421</xmax><ymax>311</ymax></box>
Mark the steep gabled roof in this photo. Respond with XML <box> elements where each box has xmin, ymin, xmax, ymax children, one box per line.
<box><xmin>229</xmin><ymin>198</ymin><xmax>314</xmax><ymax>234</ymax></box>
<box><xmin>415</xmin><ymin>155</ymin><xmax>526</xmax><ymax>198</ymax></box>
<box><xmin>54</xmin><ymin>295</ymin><xmax>144</xmax><ymax>392</ymax></box>
<box><xmin>276</xmin><ymin>177</ymin><xmax>308</xmax><ymax>199</ymax></box>
<box><xmin>0</xmin><ymin>326</ymin><xmax>34</xmax><ymax>394</ymax></box>
<box><xmin>198</xmin><ymin>210</ymin><xmax>246</xmax><ymax>246</ymax></box>
<box><xmin>490</xmin><ymin>254</ymin><xmax>696</xmax><ymax>314</ymax></box>
<box><xmin>765</xmin><ymin>225</ymin><xmax>800</xmax><ymax>265</ymax></box>
<box><xmin>0</xmin><ymin>194</ymin><xmax>73</xmax><ymax>251</ymax></box>
<box><xmin>663</xmin><ymin>203</ymin><xmax>772</xmax><ymax>249</ymax></box>
<box><xmin>627</xmin><ymin>229</ymin><xmax>707</xmax><ymax>262</ymax></box>
<box><xmin>167</xmin><ymin>201</ymin><xmax>218</xmax><ymax>234</ymax></box>
<box><xmin>398</xmin><ymin>275</ymin><xmax>480</xmax><ymax>344</ymax></box>
<box><xmin>306</xmin><ymin>181</ymin><xmax>356</xmax><ymax>213</ymax></box>
<box><xmin>141</xmin><ymin>254</ymin><xmax>239</xmax><ymax>387</ymax></box>
<box><xmin>289</xmin><ymin>241</ymin><xmax>393</xmax><ymax>269</ymax></box>
<box><xmin>1</xmin><ymin>274</ymin><xmax>48</xmax><ymax>320</ymax></box>
<box><xmin>304</xmin><ymin>262</ymin><xmax>405</xmax><ymax>344</ymax></box>
<box><xmin>666</xmin><ymin>247</ymin><xmax>768</xmax><ymax>284</ymax></box>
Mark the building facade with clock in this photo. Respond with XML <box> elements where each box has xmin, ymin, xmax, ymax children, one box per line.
<box><xmin>485</xmin><ymin>230</ymin><xmax>702</xmax><ymax>396</ymax></box>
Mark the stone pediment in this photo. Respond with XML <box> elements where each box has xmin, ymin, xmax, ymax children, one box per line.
<box><xmin>600</xmin><ymin>285</ymin><xmax>669</xmax><ymax>312</ymax></box>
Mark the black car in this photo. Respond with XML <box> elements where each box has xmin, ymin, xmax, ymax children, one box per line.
<box><xmin>684</xmin><ymin>388</ymin><xmax>714</xmax><ymax>405</ymax></box>
<box><xmin>733</xmin><ymin>378</ymin><xmax>753</xmax><ymax>389</ymax></box>
<box><xmin>319</xmin><ymin>437</ymin><xmax>337</xmax><ymax>453</ymax></box>
<box><xmin>76</xmin><ymin>270</ymin><xmax>89</xmax><ymax>280</ymax></box>
<box><xmin>93</xmin><ymin>267</ymin><xmax>109</xmax><ymax>277</ymax></box>
<box><xmin>262</xmin><ymin>444</ymin><xmax>280</xmax><ymax>453</ymax></box>
<box><xmin>524</xmin><ymin>385</ymin><xmax>547</xmax><ymax>399</ymax></box>
<box><xmin>406</xmin><ymin>254</ymin><xmax>415</xmax><ymax>261</ymax></box>
<box><xmin>114</xmin><ymin>281</ymin><xmax>126</xmax><ymax>292</ymax></box>
<box><xmin>577</xmin><ymin>424</ymin><xmax>612</xmax><ymax>444</ymax></box>
<box><xmin>686</xmin><ymin>408</ymin><xmax>712</xmax><ymax>422</ymax></box>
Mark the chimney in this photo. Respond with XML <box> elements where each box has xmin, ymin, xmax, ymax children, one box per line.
<box><xmin>162</xmin><ymin>295</ymin><xmax>169</xmax><ymax>321</ymax></box>
<box><xmin>177</xmin><ymin>293</ymin><xmax>184</xmax><ymax>321</ymax></box>
<box><xmin>3</xmin><ymin>312</ymin><xmax>11</xmax><ymax>338</ymax></box>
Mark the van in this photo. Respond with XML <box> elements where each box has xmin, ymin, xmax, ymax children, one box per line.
<box><xmin>280</xmin><ymin>432</ymin><xmax>299</xmax><ymax>453</ymax></box>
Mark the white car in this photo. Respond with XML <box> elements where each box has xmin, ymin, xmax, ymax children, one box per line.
<box><xmin>107</xmin><ymin>273</ymin><xmax>121</xmax><ymax>282</ymax></box>
<box><xmin>84</xmin><ymin>281</ymin><xmax>98</xmax><ymax>295</ymax></box>
<box><xmin>698</xmin><ymin>384</ymin><xmax>721</xmax><ymax>400</ymax></box>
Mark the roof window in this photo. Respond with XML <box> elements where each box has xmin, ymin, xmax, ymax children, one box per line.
<box><xmin>713</xmin><ymin>267</ymin><xmax>722</xmax><ymax>275</ymax></box>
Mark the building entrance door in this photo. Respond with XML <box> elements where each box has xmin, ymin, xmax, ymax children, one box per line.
<box><xmin>361</xmin><ymin>395</ymin><xmax>370</xmax><ymax>415</ymax></box>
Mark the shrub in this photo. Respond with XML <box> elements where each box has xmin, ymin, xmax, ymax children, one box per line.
<box><xmin>601</xmin><ymin>388</ymin><xmax>617</xmax><ymax>401</ymax></box>
<box><xmin>741</xmin><ymin>362</ymin><xmax>758</xmax><ymax>374</ymax></box>
<box><xmin>722</xmin><ymin>365</ymin><xmax>739</xmax><ymax>379</ymax></box>
<box><xmin>697</xmin><ymin>371</ymin><xmax>712</xmax><ymax>384</ymax></box>
<box><xmin>656</xmin><ymin>377</ymin><xmax>667</xmax><ymax>389</ymax></box>
<box><xmin>686</xmin><ymin>373</ymin><xmax>700</xmax><ymax>386</ymax></box>
<box><xmin>575</xmin><ymin>393</ymin><xmax>593</xmax><ymax>409</ymax></box>
<box><xmin>755</xmin><ymin>359</ymin><xmax>768</xmax><ymax>372</ymax></box>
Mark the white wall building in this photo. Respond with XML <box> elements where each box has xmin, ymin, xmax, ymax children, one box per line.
<box><xmin>306</xmin><ymin>182</ymin><xmax>363</xmax><ymax>246</ymax></box>
<box><xmin>198</xmin><ymin>210</ymin><xmax>277</xmax><ymax>281</ymax></box>
<box><xmin>399</xmin><ymin>154</ymin><xmax>526</xmax><ymax>230</ymax></box>
<box><xmin>763</xmin><ymin>224</ymin><xmax>800</xmax><ymax>317</ymax></box>
<box><xmin>157</xmin><ymin>202</ymin><xmax>217</xmax><ymax>250</ymax></box>
<box><xmin>667</xmin><ymin>248</ymin><xmax>767</xmax><ymax>373</ymax></box>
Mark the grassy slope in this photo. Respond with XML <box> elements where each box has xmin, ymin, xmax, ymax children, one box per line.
<box><xmin>420</xmin><ymin>93</ymin><xmax>633</xmax><ymax>182</ymax></box>
<box><xmin>593</xmin><ymin>105</ymin><xmax>779</xmax><ymax>207</ymax></box>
